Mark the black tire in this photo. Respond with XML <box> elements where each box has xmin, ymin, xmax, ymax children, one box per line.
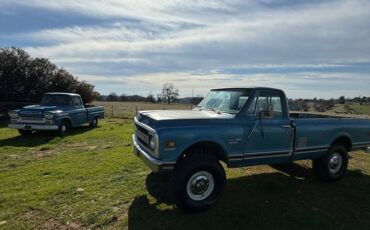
<box><xmin>169</xmin><ymin>153</ymin><xmax>226</xmax><ymax>211</ymax></box>
<box><xmin>18</xmin><ymin>129</ymin><xmax>32</xmax><ymax>136</ymax></box>
<box><xmin>89</xmin><ymin>117</ymin><xmax>98</xmax><ymax>127</ymax></box>
<box><xmin>57</xmin><ymin>120</ymin><xmax>70</xmax><ymax>137</ymax></box>
<box><xmin>313</xmin><ymin>145</ymin><xmax>348</xmax><ymax>182</ymax></box>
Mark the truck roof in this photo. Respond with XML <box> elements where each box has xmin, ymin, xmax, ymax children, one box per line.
<box><xmin>44</xmin><ymin>92</ymin><xmax>80</xmax><ymax>96</ymax></box>
<box><xmin>211</xmin><ymin>87</ymin><xmax>285</xmax><ymax>93</ymax></box>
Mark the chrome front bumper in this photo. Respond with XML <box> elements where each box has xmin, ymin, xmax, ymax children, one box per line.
<box><xmin>132</xmin><ymin>134</ymin><xmax>175</xmax><ymax>172</ymax></box>
<box><xmin>8</xmin><ymin>124</ymin><xmax>58</xmax><ymax>131</ymax></box>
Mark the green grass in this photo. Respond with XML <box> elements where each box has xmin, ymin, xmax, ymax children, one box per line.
<box><xmin>0</xmin><ymin>119</ymin><xmax>370</xmax><ymax>229</ymax></box>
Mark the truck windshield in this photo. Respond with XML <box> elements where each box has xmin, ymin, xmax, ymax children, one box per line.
<box><xmin>197</xmin><ymin>90</ymin><xmax>251</xmax><ymax>114</ymax></box>
<box><xmin>40</xmin><ymin>94</ymin><xmax>73</xmax><ymax>106</ymax></box>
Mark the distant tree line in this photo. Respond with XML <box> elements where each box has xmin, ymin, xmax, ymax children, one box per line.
<box><xmin>99</xmin><ymin>83</ymin><xmax>195</xmax><ymax>104</ymax></box>
<box><xmin>345</xmin><ymin>96</ymin><xmax>370</xmax><ymax>104</ymax></box>
<box><xmin>288</xmin><ymin>96</ymin><xmax>370</xmax><ymax>112</ymax></box>
<box><xmin>99</xmin><ymin>92</ymin><xmax>204</xmax><ymax>105</ymax></box>
<box><xmin>0</xmin><ymin>47</ymin><xmax>99</xmax><ymax>103</ymax></box>
<box><xmin>100</xmin><ymin>93</ymin><xmax>152</xmax><ymax>102</ymax></box>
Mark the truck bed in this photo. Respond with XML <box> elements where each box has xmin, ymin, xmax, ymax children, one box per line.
<box><xmin>85</xmin><ymin>105</ymin><xmax>105</xmax><ymax>122</ymax></box>
<box><xmin>291</xmin><ymin>114</ymin><xmax>370</xmax><ymax>160</ymax></box>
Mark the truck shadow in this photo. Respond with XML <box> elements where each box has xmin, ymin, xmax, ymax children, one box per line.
<box><xmin>0</xmin><ymin>124</ymin><xmax>100</xmax><ymax>147</ymax></box>
<box><xmin>128</xmin><ymin>164</ymin><xmax>370</xmax><ymax>230</ymax></box>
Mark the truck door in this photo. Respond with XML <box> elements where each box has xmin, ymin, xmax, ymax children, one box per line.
<box><xmin>244</xmin><ymin>90</ymin><xmax>293</xmax><ymax>164</ymax></box>
<box><xmin>71</xmin><ymin>96</ymin><xmax>86</xmax><ymax>125</ymax></box>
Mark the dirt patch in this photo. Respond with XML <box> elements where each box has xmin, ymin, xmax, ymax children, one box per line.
<box><xmin>19</xmin><ymin>209</ymin><xmax>45</xmax><ymax>226</ymax></box>
<box><xmin>64</xmin><ymin>141</ymin><xmax>120</xmax><ymax>151</ymax></box>
<box><xmin>43</xmin><ymin>219</ymin><xmax>90</xmax><ymax>230</ymax></box>
<box><xmin>64</xmin><ymin>142</ymin><xmax>99</xmax><ymax>151</ymax></box>
<box><xmin>21</xmin><ymin>210</ymin><xmax>89</xmax><ymax>230</ymax></box>
<box><xmin>65</xmin><ymin>142</ymin><xmax>89</xmax><ymax>148</ymax></box>
<box><xmin>112</xmin><ymin>200</ymin><xmax>133</xmax><ymax>222</ymax></box>
<box><xmin>30</xmin><ymin>150</ymin><xmax>57</xmax><ymax>158</ymax></box>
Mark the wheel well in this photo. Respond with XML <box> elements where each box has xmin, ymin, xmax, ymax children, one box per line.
<box><xmin>331</xmin><ymin>136</ymin><xmax>352</xmax><ymax>152</ymax></box>
<box><xmin>180</xmin><ymin>141</ymin><xmax>227</xmax><ymax>163</ymax></box>
<box><xmin>61</xmin><ymin>118</ymin><xmax>72</xmax><ymax>126</ymax></box>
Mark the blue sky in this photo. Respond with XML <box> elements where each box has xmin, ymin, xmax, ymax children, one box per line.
<box><xmin>1</xmin><ymin>0</ymin><xmax>370</xmax><ymax>98</ymax></box>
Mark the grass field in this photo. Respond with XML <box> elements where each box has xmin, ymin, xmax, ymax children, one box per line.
<box><xmin>330</xmin><ymin>103</ymin><xmax>370</xmax><ymax>116</ymax></box>
<box><xmin>1</xmin><ymin>117</ymin><xmax>370</xmax><ymax>230</ymax></box>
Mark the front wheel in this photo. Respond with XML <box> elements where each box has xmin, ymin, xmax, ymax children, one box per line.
<box><xmin>313</xmin><ymin>145</ymin><xmax>348</xmax><ymax>182</ymax></box>
<box><xmin>57</xmin><ymin>120</ymin><xmax>70</xmax><ymax>137</ymax></box>
<box><xmin>169</xmin><ymin>153</ymin><xmax>226</xmax><ymax>211</ymax></box>
<box><xmin>89</xmin><ymin>117</ymin><xmax>98</xmax><ymax>127</ymax></box>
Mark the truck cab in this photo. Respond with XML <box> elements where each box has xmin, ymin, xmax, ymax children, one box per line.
<box><xmin>132</xmin><ymin>87</ymin><xmax>370</xmax><ymax>211</ymax></box>
<box><xmin>8</xmin><ymin>92</ymin><xmax>104</xmax><ymax>136</ymax></box>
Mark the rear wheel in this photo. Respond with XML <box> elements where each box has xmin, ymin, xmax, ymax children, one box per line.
<box><xmin>57</xmin><ymin>120</ymin><xmax>70</xmax><ymax>137</ymax></box>
<box><xmin>169</xmin><ymin>153</ymin><xmax>226</xmax><ymax>211</ymax></box>
<box><xmin>89</xmin><ymin>117</ymin><xmax>98</xmax><ymax>127</ymax></box>
<box><xmin>18</xmin><ymin>129</ymin><xmax>32</xmax><ymax>136</ymax></box>
<box><xmin>313</xmin><ymin>145</ymin><xmax>348</xmax><ymax>182</ymax></box>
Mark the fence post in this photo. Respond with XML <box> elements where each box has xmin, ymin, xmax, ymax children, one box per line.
<box><xmin>111</xmin><ymin>105</ymin><xmax>114</xmax><ymax>117</ymax></box>
<box><xmin>135</xmin><ymin>106</ymin><xmax>137</xmax><ymax>116</ymax></box>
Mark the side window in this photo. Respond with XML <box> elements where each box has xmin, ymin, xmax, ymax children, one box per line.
<box><xmin>256</xmin><ymin>91</ymin><xmax>284</xmax><ymax>118</ymax></box>
<box><xmin>73</xmin><ymin>96</ymin><xmax>82</xmax><ymax>106</ymax></box>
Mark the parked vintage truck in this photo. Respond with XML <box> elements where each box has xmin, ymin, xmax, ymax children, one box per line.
<box><xmin>8</xmin><ymin>92</ymin><xmax>104</xmax><ymax>136</ymax></box>
<box><xmin>133</xmin><ymin>87</ymin><xmax>370</xmax><ymax>211</ymax></box>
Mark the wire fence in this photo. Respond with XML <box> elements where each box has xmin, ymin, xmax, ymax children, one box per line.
<box><xmin>93</xmin><ymin>101</ymin><xmax>193</xmax><ymax>119</ymax></box>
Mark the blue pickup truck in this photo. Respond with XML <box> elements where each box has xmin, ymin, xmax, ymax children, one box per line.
<box><xmin>8</xmin><ymin>92</ymin><xmax>104</xmax><ymax>136</ymax></box>
<box><xmin>133</xmin><ymin>87</ymin><xmax>370</xmax><ymax>211</ymax></box>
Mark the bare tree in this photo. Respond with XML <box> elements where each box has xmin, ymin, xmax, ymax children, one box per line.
<box><xmin>160</xmin><ymin>82</ymin><xmax>179</xmax><ymax>104</ymax></box>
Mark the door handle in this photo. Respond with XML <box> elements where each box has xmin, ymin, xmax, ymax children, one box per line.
<box><xmin>281</xmin><ymin>125</ymin><xmax>291</xmax><ymax>128</ymax></box>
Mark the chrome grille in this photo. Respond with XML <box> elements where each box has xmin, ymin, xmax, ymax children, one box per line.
<box><xmin>135</xmin><ymin>123</ymin><xmax>151</xmax><ymax>148</ymax></box>
<box><xmin>18</xmin><ymin>116</ymin><xmax>45</xmax><ymax>124</ymax></box>
<box><xmin>134</xmin><ymin>117</ymin><xmax>158</xmax><ymax>157</ymax></box>
<box><xmin>136</xmin><ymin>129</ymin><xmax>149</xmax><ymax>144</ymax></box>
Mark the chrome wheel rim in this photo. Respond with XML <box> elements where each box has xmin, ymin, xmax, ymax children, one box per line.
<box><xmin>186</xmin><ymin>171</ymin><xmax>214</xmax><ymax>201</ymax></box>
<box><xmin>61</xmin><ymin>125</ymin><xmax>67</xmax><ymax>132</ymax></box>
<box><xmin>328</xmin><ymin>152</ymin><xmax>342</xmax><ymax>174</ymax></box>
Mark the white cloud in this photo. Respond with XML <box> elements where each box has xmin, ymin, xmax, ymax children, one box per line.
<box><xmin>78</xmin><ymin>71</ymin><xmax>370</xmax><ymax>99</ymax></box>
<box><xmin>1</xmin><ymin>0</ymin><xmax>370</xmax><ymax>97</ymax></box>
<box><xmin>23</xmin><ymin>0</ymin><xmax>370</xmax><ymax>64</ymax></box>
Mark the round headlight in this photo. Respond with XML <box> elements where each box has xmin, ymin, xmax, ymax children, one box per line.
<box><xmin>44</xmin><ymin>113</ymin><xmax>54</xmax><ymax>120</ymax></box>
<box><xmin>149</xmin><ymin>136</ymin><xmax>156</xmax><ymax>150</ymax></box>
<box><xmin>8</xmin><ymin>111</ymin><xmax>19</xmax><ymax>119</ymax></box>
